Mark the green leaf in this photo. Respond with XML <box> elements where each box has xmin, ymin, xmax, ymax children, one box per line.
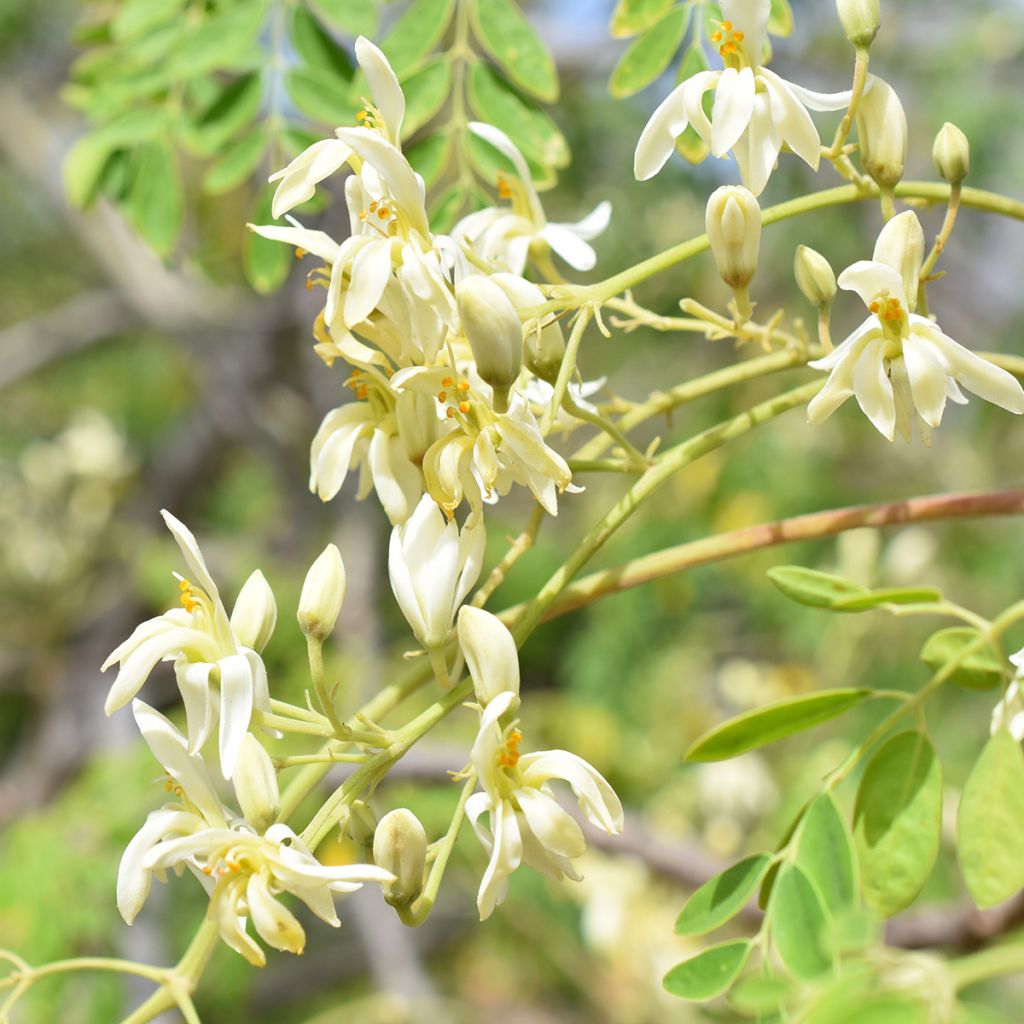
<box><xmin>958</xmin><ymin>729</ymin><xmax>1024</xmax><ymax>908</ymax></box>
<box><xmin>674</xmin><ymin>45</ymin><xmax>710</xmax><ymax>162</ymax></box>
<box><xmin>767</xmin><ymin>566</ymin><xmax>870</xmax><ymax>610</ymax></box>
<box><xmin>203</xmin><ymin>125</ymin><xmax>268</xmax><ymax>195</ymax></box>
<box><xmin>610</xmin><ymin>6</ymin><xmax>689</xmax><ymax>98</ymax></box>
<box><xmin>920</xmin><ymin>627</ymin><xmax>1005</xmax><ymax>691</ymax></box>
<box><xmin>467</xmin><ymin>63</ymin><xmax>569</xmax><ymax>171</ymax></box>
<box><xmin>287</xmin><ymin>66</ymin><xmax>358</xmax><ymax>124</ymax></box>
<box><xmin>833</xmin><ymin>587</ymin><xmax>943</xmax><ymax>612</ymax></box>
<box><xmin>472</xmin><ymin>0</ymin><xmax>558</xmax><ymax>103</ymax></box>
<box><xmin>290</xmin><ymin>6</ymin><xmax>353</xmax><ymax>80</ymax></box>
<box><xmin>729</xmin><ymin>973</ymin><xmax>792</xmax><ymax>1015</ymax></box>
<box><xmin>467</xmin><ymin>130</ymin><xmax>555</xmax><ymax>190</ymax></box>
<box><xmin>172</xmin><ymin>3</ymin><xmax>267</xmax><ymax>79</ymax></box>
<box><xmin>245</xmin><ymin>186</ymin><xmax>292</xmax><ymax>293</ymax></box>
<box><xmin>428</xmin><ymin>183</ymin><xmax>467</xmax><ymax>233</ymax></box>
<box><xmin>610</xmin><ymin>0</ymin><xmax>677</xmax><ymax>38</ymax></box>
<box><xmin>311</xmin><ymin>0</ymin><xmax>378</xmax><ymax>37</ymax></box>
<box><xmin>768</xmin><ymin>0</ymin><xmax>794</xmax><ymax>36</ymax></box>
<box><xmin>663</xmin><ymin>940</ymin><xmax>752</xmax><ymax>1001</ymax></box>
<box><xmin>401</xmin><ymin>56</ymin><xmax>452</xmax><ymax>138</ymax></box>
<box><xmin>854</xmin><ymin>731</ymin><xmax>942</xmax><ymax>917</ymax></box>
<box><xmin>185</xmin><ymin>72</ymin><xmax>264</xmax><ymax>158</ymax></box>
<box><xmin>380</xmin><ymin>0</ymin><xmax>455</xmax><ymax>77</ymax></box>
<box><xmin>407</xmin><ymin>130</ymin><xmax>453</xmax><ymax>189</ymax></box>
<box><xmin>686</xmin><ymin>690</ymin><xmax>874</xmax><ymax>762</ymax></box>
<box><xmin>795</xmin><ymin>793</ymin><xmax>856</xmax><ymax>915</ymax></box>
<box><xmin>111</xmin><ymin>0</ymin><xmax>183</xmax><ymax>42</ymax></box>
<box><xmin>64</xmin><ymin>136</ymin><xmax>118</xmax><ymax>209</ymax></box>
<box><xmin>123</xmin><ymin>141</ymin><xmax>183</xmax><ymax>256</ymax></box>
<box><xmin>676</xmin><ymin>854</ymin><xmax>771</xmax><ymax>936</ymax></box>
<box><xmin>770</xmin><ymin>865</ymin><xmax>832</xmax><ymax>981</ymax></box>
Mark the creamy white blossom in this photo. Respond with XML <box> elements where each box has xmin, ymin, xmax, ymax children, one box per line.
<box><xmin>102</xmin><ymin>512</ymin><xmax>273</xmax><ymax>778</ymax></box>
<box><xmin>452</xmin><ymin>123</ymin><xmax>611</xmax><ymax>274</ymax></box>
<box><xmin>634</xmin><ymin>0</ymin><xmax>851</xmax><ymax>194</ymax></box>
<box><xmin>807</xmin><ymin>212</ymin><xmax>1024</xmax><ymax>442</ymax></box>
<box><xmin>119</xmin><ymin>702</ymin><xmax>392</xmax><ymax>966</ymax></box>
<box><xmin>465</xmin><ymin>690</ymin><xmax>623</xmax><ymax>919</ymax></box>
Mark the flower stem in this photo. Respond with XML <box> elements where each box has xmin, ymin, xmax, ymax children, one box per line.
<box><xmin>307</xmin><ymin>635</ymin><xmax>346</xmax><ymax>736</ymax></box>
<box><xmin>951</xmin><ymin>942</ymin><xmax>1024</xmax><ymax>991</ymax></box>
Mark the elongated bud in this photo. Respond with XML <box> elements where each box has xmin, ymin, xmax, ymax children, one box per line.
<box><xmin>794</xmin><ymin>246</ymin><xmax>837</xmax><ymax>309</ymax></box>
<box><xmin>857</xmin><ymin>77</ymin><xmax>907</xmax><ymax>189</ymax></box>
<box><xmin>490</xmin><ymin>272</ymin><xmax>565</xmax><ymax>383</ymax></box>
<box><xmin>456</xmin><ymin>275</ymin><xmax>523</xmax><ymax>413</ymax></box>
<box><xmin>873</xmin><ymin>210</ymin><xmax>925</xmax><ymax>306</ymax></box>
<box><xmin>933</xmin><ymin>122</ymin><xmax>969</xmax><ymax>185</ymax></box>
<box><xmin>233</xmin><ymin>733</ymin><xmax>280</xmax><ymax>832</ymax></box>
<box><xmin>373</xmin><ymin>809</ymin><xmax>427</xmax><ymax>907</ymax></box>
<box><xmin>705</xmin><ymin>186</ymin><xmax>761</xmax><ymax>290</ymax></box>
<box><xmin>230</xmin><ymin>570</ymin><xmax>277</xmax><ymax>652</ymax></box>
<box><xmin>347</xmin><ymin>800</ymin><xmax>378</xmax><ymax>848</ymax></box>
<box><xmin>836</xmin><ymin>0</ymin><xmax>880</xmax><ymax>48</ymax></box>
<box><xmin>457</xmin><ymin>606</ymin><xmax>520</xmax><ymax>704</ymax></box>
<box><xmin>297</xmin><ymin>544</ymin><xmax>346</xmax><ymax>641</ymax></box>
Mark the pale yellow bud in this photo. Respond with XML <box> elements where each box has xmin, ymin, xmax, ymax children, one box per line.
<box><xmin>232</xmin><ymin>733</ymin><xmax>280</xmax><ymax>832</ymax></box>
<box><xmin>297</xmin><ymin>544</ymin><xmax>346</xmax><ymax>641</ymax></box>
<box><xmin>836</xmin><ymin>0</ymin><xmax>880</xmax><ymax>48</ymax></box>
<box><xmin>346</xmin><ymin>800</ymin><xmax>378</xmax><ymax>848</ymax></box>
<box><xmin>857</xmin><ymin>77</ymin><xmax>907</xmax><ymax>189</ymax></box>
<box><xmin>373</xmin><ymin>808</ymin><xmax>427</xmax><ymax>907</ymax></box>
<box><xmin>794</xmin><ymin>246</ymin><xmax>837</xmax><ymax>309</ymax></box>
<box><xmin>933</xmin><ymin>122</ymin><xmax>969</xmax><ymax>185</ymax></box>
<box><xmin>230</xmin><ymin>570</ymin><xmax>277</xmax><ymax>653</ymax></box>
<box><xmin>490</xmin><ymin>272</ymin><xmax>565</xmax><ymax>383</ymax></box>
<box><xmin>873</xmin><ymin>210</ymin><xmax>925</xmax><ymax>305</ymax></box>
<box><xmin>706</xmin><ymin>186</ymin><xmax>761</xmax><ymax>289</ymax></box>
<box><xmin>456</xmin><ymin>275</ymin><xmax>523</xmax><ymax>412</ymax></box>
<box><xmin>457</xmin><ymin>605</ymin><xmax>520</xmax><ymax>704</ymax></box>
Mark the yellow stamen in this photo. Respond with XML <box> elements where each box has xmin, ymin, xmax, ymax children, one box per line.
<box><xmin>457</xmin><ymin>379</ymin><xmax>470</xmax><ymax>393</ymax></box>
<box><xmin>498</xmin><ymin>730</ymin><xmax>522</xmax><ymax>768</ymax></box>
<box><xmin>445</xmin><ymin>407</ymin><xmax>455</xmax><ymax>419</ymax></box>
<box><xmin>294</xmin><ymin>247</ymin><xmax>307</xmax><ymax>260</ymax></box>
<box><xmin>711</xmin><ymin>30</ymin><xmax>723</xmax><ymax>42</ymax></box>
<box><xmin>721</xmin><ymin>20</ymin><xmax>733</xmax><ymax>31</ymax></box>
<box><xmin>458</xmin><ymin>400</ymin><xmax>471</xmax><ymax>415</ymax></box>
<box><xmin>377</xmin><ymin>207</ymin><xmax>389</xmax><ymax>219</ymax></box>
<box><xmin>437</xmin><ymin>390</ymin><xmax>447</xmax><ymax>402</ymax></box>
<box><xmin>442</xmin><ymin>376</ymin><xmax>454</xmax><ymax>387</ymax></box>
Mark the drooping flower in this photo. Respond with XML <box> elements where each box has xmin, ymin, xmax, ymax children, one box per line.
<box><xmin>465</xmin><ymin>690</ymin><xmax>623</xmax><ymax>919</ymax></box>
<box><xmin>634</xmin><ymin>0</ymin><xmax>851</xmax><ymax>194</ymax></box>
<box><xmin>103</xmin><ymin>512</ymin><xmax>274</xmax><ymax>778</ymax></box>
<box><xmin>807</xmin><ymin>211</ymin><xmax>1024</xmax><ymax>442</ymax></box>
<box><xmin>452</xmin><ymin>123</ymin><xmax>611</xmax><ymax>274</ymax></box>
<box><xmin>119</xmin><ymin>702</ymin><xmax>393</xmax><ymax>966</ymax></box>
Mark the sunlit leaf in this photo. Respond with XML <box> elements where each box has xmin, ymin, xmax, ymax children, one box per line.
<box><xmin>610</xmin><ymin>0</ymin><xmax>677</xmax><ymax>38</ymax></box>
<box><xmin>795</xmin><ymin>793</ymin><xmax>856</xmax><ymax>915</ymax></box>
<box><xmin>290</xmin><ymin>6</ymin><xmax>353</xmax><ymax>80</ymax></box>
<box><xmin>663</xmin><ymin>939</ymin><xmax>752</xmax><ymax>1000</ymax></box>
<box><xmin>124</xmin><ymin>141</ymin><xmax>183</xmax><ymax>256</ymax></box>
<box><xmin>920</xmin><ymin>627</ymin><xmax>1005</xmax><ymax>691</ymax></box>
<box><xmin>401</xmin><ymin>56</ymin><xmax>452</xmax><ymax>138</ymax></box>
<box><xmin>767</xmin><ymin>566</ymin><xmax>870</xmax><ymax>610</ymax></box>
<box><xmin>381</xmin><ymin>0</ymin><xmax>455</xmax><ymax>77</ymax></box>
<box><xmin>472</xmin><ymin>0</ymin><xmax>558</xmax><ymax>103</ymax></box>
<box><xmin>312</xmin><ymin>0</ymin><xmax>378</xmax><ymax>37</ymax></box>
<box><xmin>770</xmin><ymin>865</ymin><xmax>832</xmax><ymax>980</ymax></box>
<box><xmin>407</xmin><ymin>130</ymin><xmax>453</xmax><ymax>189</ymax></box>
<box><xmin>768</xmin><ymin>0</ymin><xmax>794</xmax><ymax>37</ymax></box>
<box><xmin>610</xmin><ymin>5</ymin><xmax>689</xmax><ymax>98</ymax></box>
<box><xmin>185</xmin><ymin>72</ymin><xmax>264</xmax><ymax>158</ymax></box>
<box><xmin>203</xmin><ymin>125</ymin><xmax>268</xmax><ymax>195</ymax></box>
<box><xmin>675</xmin><ymin>854</ymin><xmax>771</xmax><ymax>936</ymax></box>
<box><xmin>287</xmin><ymin>66</ymin><xmax>358</xmax><ymax>124</ymax></box>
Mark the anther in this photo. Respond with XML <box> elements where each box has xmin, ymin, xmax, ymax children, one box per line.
<box><xmin>294</xmin><ymin>247</ymin><xmax>307</xmax><ymax>260</ymax></box>
<box><xmin>457</xmin><ymin>379</ymin><xmax>470</xmax><ymax>393</ymax></box>
<box><xmin>377</xmin><ymin>207</ymin><xmax>390</xmax><ymax>219</ymax></box>
<box><xmin>437</xmin><ymin>390</ymin><xmax>447</xmax><ymax>402</ymax></box>
<box><xmin>442</xmin><ymin>376</ymin><xmax>454</xmax><ymax>387</ymax></box>
<box><xmin>446</xmin><ymin>407</ymin><xmax>455</xmax><ymax>418</ymax></box>
<box><xmin>869</xmin><ymin>301</ymin><xmax>880</xmax><ymax>313</ymax></box>
<box><xmin>458</xmin><ymin>401</ymin><xmax>471</xmax><ymax>415</ymax></box>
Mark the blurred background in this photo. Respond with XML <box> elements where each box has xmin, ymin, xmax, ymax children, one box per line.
<box><xmin>3</xmin><ymin>1</ymin><xmax>1024</xmax><ymax>1021</ymax></box>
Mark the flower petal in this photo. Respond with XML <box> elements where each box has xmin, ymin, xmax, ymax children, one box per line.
<box><xmin>901</xmin><ymin>334</ymin><xmax>949</xmax><ymax>428</ymax></box>
<box><xmin>176</xmin><ymin>659</ymin><xmax>216</xmax><ymax>754</ymax></box>
<box><xmin>634</xmin><ymin>83</ymin><xmax>691</xmax><ymax>180</ymax></box>
<box><xmin>853</xmin><ymin>336</ymin><xmax>896</xmax><ymax>440</ymax></box>
<box><xmin>838</xmin><ymin>259</ymin><xmax>907</xmax><ymax>309</ymax></box>
<box><xmin>515</xmin><ymin>787</ymin><xmax>587</xmax><ymax>860</ymax></box>
<box><xmin>355</xmin><ymin>36</ymin><xmax>405</xmax><ymax>142</ymax></box>
<box><xmin>760</xmin><ymin>69</ymin><xmax>821</xmax><ymax>170</ymax></box>
<box><xmin>247</xmin><ymin>222</ymin><xmax>340</xmax><ymax>265</ymax></box>
<box><xmin>217</xmin><ymin>654</ymin><xmax>255</xmax><ymax>779</ymax></box>
<box><xmin>711</xmin><ymin>67</ymin><xmax>756</xmax><ymax>158</ymax></box>
<box><xmin>344</xmin><ymin>236</ymin><xmax>393</xmax><ymax>327</ymax></box>
<box><xmin>518</xmin><ymin>749</ymin><xmax>623</xmax><ymax>834</ymax></box>
<box><xmin>117</xmin><ymin>810</ymin><xmax>199</xmax><ymax>923</ymax></box>
<box><xmin>247</xmin><ymin>872</ymin><xmax>306</xmax><ymax>954</ymax></box>
<box><xmin>539</xmin><ymin>223</ymin><xmax>598</xmax><ymax>272</ymax></box>
<box><xmin>477</xmin><ymin>799</ymin><xmax>522</xmax><ymax>920</ymax></box>
<box><xmin>733</xmin><ymin>93</ymin><xmax>781</xmax><ymax>196</ymax></box>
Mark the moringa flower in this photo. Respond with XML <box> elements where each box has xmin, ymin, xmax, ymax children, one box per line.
<box><xmin>465</xmin><ymin>690</ymin><xmax>623</xmax><ymax>919</ymax></box>
<box><xmin>634</xmin><ymin>0</ymin><xmax>851</xmax><ymax>195</ymax></box>
<box><xmin>119</xmin><ymin>702</ymin><xmax>392</xmax><ymax>966</ymax></box>
<box><xmin>102</xmin><ymin>512</ymin><xmax>274</xmax><ymax>778</ymax></box>
<box><xmin>807</xmin><ymin>211</ymin><xmax>1024</xmax><ymax>442</ymax></box>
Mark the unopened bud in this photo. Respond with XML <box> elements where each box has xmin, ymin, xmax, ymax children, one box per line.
<box><xmin>873</xmin><ymin>210</ymin><xmax>924</xmax><ymax>305</ymax></box>
<box><xmin>490</xmin><ymin>273</ymin><xmax>565</xmax><ymax>383</ymax></box>
<box><xmin>457</xmin><ymin>606</ymin><xmax>520</xmax><ymax>704</ymax></box>
<box><xmin>857</xmin><ymin>77</ymin><xmax>907</xmax><ymax>189</ymax></box>
<box><xmin>373</xmin><ymin>809</ymin><xmax>427</xmax><ymax>907</ymax></box>
<box><xmin>706</xmin><ymin>186</ymin><xmax>761</xmax><ymax>290</ymax></box>
<box><xmin>230</xmin><ymin>570</ymin><xmax>277</xmax><ymax>653</ymax></box>
<box><xmin>457</xmin><ymin>275</ymin><xmax>524</xmax><ymax>412</ymax></box>
<box><xmin>346</xmin><ymin>800</ymin><xmax>378</xmax><ymax>848</ymax></box>
<box><xmin>297</xmin><ymin>544</ymin><xmax>346</xmax><ymax>641</ymax></box>
<box><xmin>794</xmin><ymin>246</ymin><xmax>837</xmax><ymax>309</ymax></box>
<box><xmin>836</xmin><ymin>0</ymin><xmax>880</xmax><ymax>48</ymax></box>
<box><xmin>933</xmin><ymin>122</ymin><xmax>969</xmax><ymax>185</ymax></box>
<box><xmin>233</xmin><ymin>733</ymin><xmax>280</xmax><ymax>832</ymax></box>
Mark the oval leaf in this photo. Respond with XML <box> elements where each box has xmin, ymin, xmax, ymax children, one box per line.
<box><xmin>796</xmin><ymin>793</ymin><xmax>857</xmax><ymax>915</ymax></box>
<box><xmin>676</xmin><ymin>853</ymin><xmax>771</xmax><ymax>936</ymax></box>
<box><xmin>921</xmin><ymin>627</ymin><xmax>1005</xmax><ymax>691</ymax></box>
<box><xmin>290</xmin><ymin>6</ymin><xmax>353</xmax><ymax>80</ymax></box>
<box><xmin>245</xmin><ymin>185</ymin><xmax>292</xmax><ymax>293</ymax></box>
<box><xmin>958</xmin><ymin>729</ymin><xmax>1024</xmax><ymax>908</ymax></box>
<box><xmin>203</xmin><ymin>125</ymin><xmax>268</xmax><ymax>196</ymax></box>
<box><xmin>770</xmin><ymin>865</ymin><xmax>832</xmax><ymax>980</ymax></box>
<box><xmin>312</xmin><ymin>0</ymin><xmax>378</xmax><ymax>37</ymax></box>
<box><xmin>686</xmin><ymin>689</ymin><xmax>874</xmax><ymax>762</ymax></box>
<box><xmin>610</xmin><ymin>6</ymin><xmax>689</xmax><ymax>98</ymax></box>
<box><xmin>854</xmin><ymin>731</ymin><xmax>942</xmax><ymax>917</ymax></box>
<box><xmin>663</xmin><ymin>939</ymin><xmax>752</xmax><ymax>1001</ymax></box>
<box><xmin>767</xmin><ymin>566</ymin><xmax>870</xmax><ymax>610</ymax></box>
<box><xmin>610</xmin><ymin>0</ymin><xmax>677</xmax><ymax>38</ymax></box>
<box><xmin>472</xmin><ymin>0</ymin><xmax>558</xmax><ymax>103</ymax></box>
<box><xmin>124</xmin><ymin>141</ymin><xmax>183</xmax><ymax>256</ymax></box>
<box><xmin>834</xmin><ymin>587</ymin><xmax>942</xmax><ymax>612</ymax></box>
<box><xmin>381</xmin><ymin>0</ymin><xmax>455</xmax><ymax>77</ymax></box>
<box><xmin>407</xmin><ymin>130</ymin><xmax>453</xmax><ymax>189</ymax></box>
<box><xmin>401</xmin><ymin>56</ymin><xmax>452</xmax><ymax>138</ymax></box>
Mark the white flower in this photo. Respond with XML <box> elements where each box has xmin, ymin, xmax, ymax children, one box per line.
<box><xmin>102</xmin><ymin>512</ymin><xmax>273</xmax><ymax>778</ymax></box>
<box><xmin>465</xmin><ymin>690</ymin><xmax>623</xmax><ymax>919</ymax></box>
<box><xmin>634</xmin><ymin>0</ymin><xmax>851</xmax><ymax>195</ymax></box>
<box><xmin>119</xmin><ymin>702</ymin><xmax>393</xmax><ymax>966</ymax></box>
<box><xmin>457</xmin><ymin>605</ymin><xmax>520</xmax><ymax>704</ymax></box>
<box><xmin>388</xmin><ymin>493</ymin><xmax>485</xmax><ymax>652</ymax></box>
<box><xmin>452</xmin><ymin>123</ymin><xmax>611</xmax><ymax>273</ymax></box>
<box><xmin>807</xmin><ymin>212</ymin><xmax>1024</xmax><ymax>442</ymax></box>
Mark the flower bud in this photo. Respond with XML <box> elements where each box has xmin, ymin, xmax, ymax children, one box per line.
<box><xmin>297</xmin><ymin>544</ymin><xmax>346</xmax><ymax>641</ymax></box>
<box><xmin>373</xmin><ymin>809</ymin><xmax>427</xmax><ymax>907</ymax></box>
<box><xmin>705</xmin><ymin>186</ymin><xmax>761</xmax><ymax>289</ymax></box>
<box><xmin>490</xmin><ymin>272</ymin><xmax>565</xmax><ymax>383</ymax></box>
<box><xmin>230</xmin><ymin>570</ymin><xmax>277</xmax><ymax>653</ymax></box>
<box><xmin>346</xmin><ymin>800</ymin><xmax>378</xmax><ymax>848</ymax></box>
<box><xmin>794</xmin><ymin>246</ymin><xmax>837</xmax><ymax>309</ymax></box>
<box><xmin>873</xmin><ymin>210</ymin><xmax>924</xmax><ymax>306</ymax></box>
<box><xmin>457</xmin><ymin>605</ymin><xmax>520</xmax><ymax>704</ymax></box>
<box><xmin>232</xmin><ymin>733</ymin><xmax>280</xmax><ymax>832</ymax></box>
<box><xmin>456</xmin><ymin>275</ymin><xmax>523</xmax><ymax>412</ymax></box>
<box><xmin>857</xmin><ymin>77</ymin><xmax>907</xmax><ymax>189</ymax></box>
<box><xmin>836</xmin><ymin>0</ymin><xmax>880</xmax><ymax>48</ymax></box>
<box><xmin>933</xmin><ymin>122</ymin><xmax>969</xmax><ymax>185</ymax></box>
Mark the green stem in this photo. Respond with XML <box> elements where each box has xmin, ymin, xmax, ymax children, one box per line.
<box><xmin>951</xmin><ymin>943</ymin><xmax>1024</xmax><ymax>990</ymax></box>
<box><xmin>562</xmin><ymin>394</ymin><xmax>649</xmax><ymax>469</ymax></box>
<box><xmin>542</xmin><ymin>308</ymin><xmax>591</xmax><ymax>433</ymax></box>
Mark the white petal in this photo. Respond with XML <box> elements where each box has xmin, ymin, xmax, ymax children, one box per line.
<box><xmin>838</xmin><ymin>259</ymin><xmax>907</xmax><ymax>309</ymax></box>
<box><xmin>515</xmin><ymin>787</ymin><xmax>586</xmax><ymax>860</ymax></box>
<box><xmin>454</xmin><ymin>514</ymin><xmax>486</xmax><ymax>608</ymax></box>
<box><xmin>477</xmin><ymin>799</ymin><xmax>522</xmax><ymax>920</ymax></box>
<box><xmin>344</xmin><ymin>237</ymin><xmax>393</xmax><ymax>327</ymax></box>
<box><xmin>853</xmin><ymin>336</ymin><xmax>896</xmax><ymax>440</ymax></box>
<box><xmin>901</xmin><ymin>334</ymin><xmax>949</xmax><ymax>428</ymax></box>
<box><xmin>247</xmin><ymin>223</ymin><xmax>340</xmax><ymax>265</ymax></box>
<box><xmin>117</xmin><ymin>810</ymin><xmax>198</xmax><ymax>923</ymax></box>
<box><xmin>759</xmin><ymin>69</ymin><xmax>821</xmax><ymax>170</ymax></box>
<box><xmin>176</xmin><ymin>660</ymin><xmax>216</xmax><ymax>754</ymax></box>
<box><xmin>457</xmin><ymin>606</ymin><xmax>520</xmax><ymax>703</ymax></box>
<box><xmin>518</xmin><ymin>750</ymin><xmax>623</xmax><ymax>834</ymax></box>
<box><xmin>388</xmin><ymin>525</ymin><xmax>427</xmax><ymax>640</ymax></box>
<box><xmin>160</xmin><ymin>511</ymin><xmax>222</xmax><ymax>608</ymax></box>
<box><xmin>783</xmin><ymin>79</ymin><xmax>853</xmax><ymax>112</ymax></box>
<box><xmin>540</xmin><ymin>224</ymin><xmax>598</xmax><ymax>272</ymax></box>
<box><xmin>711</xmin><ymin>67</ymin><xmax>756</xmax><ymax>158</ymax></box>
<box><xmin>468</xmin><ymin>122</ymin><xmax>544</xmax><ymax>223</ymax></box>
<box><xmin>217</xmin><ymin>654</ymin><xmax>255</xmax><ymax>779</ymax></box>
<box><xmin>567</xmin><ymin>199</ymin><xmax>611</xmax><ymax>241</ymax></box>
<box><xmin>355</xmin><ymin>36</ymin><xmax>405</xmax><ymax>141</ymax></box>
<box><xmin>368</xmin><ymin>427</ymin><xmax>421</xmax><ymax>527</ymax></box>
<box><xmin>634</xmin><ymin>83</ymin><xmax>691</xmax><ymax>181</ymax></box>
<box><xmin>734</xmin><ymin>94</ymin><xmax>781</xmax><ymax>196</ymax></box>
<box><xmin>722</xmin><ymin>0</ymin><xmax>770</xmax><ymax>61</ymax></box>
<box><xmin>269</xmin><ymin>140</ymin><xmax>351</xmax><ymax>219</ymax></box>
<box><xmin>247</xmin><ymin>873</ymin><xmax>306</xmax><ymax>954</ymax></box>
